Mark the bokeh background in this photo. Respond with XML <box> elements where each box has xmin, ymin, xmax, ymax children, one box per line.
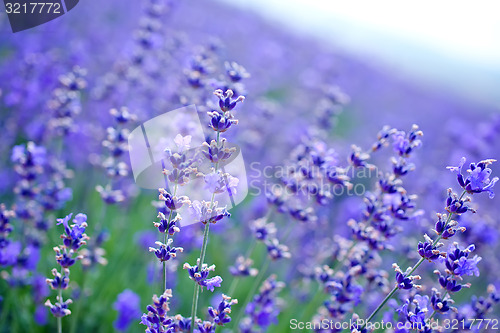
<box><xmin>0</xmin><ymin>0</ymin><xmax>499</xmax><ymax>332</ymax></box>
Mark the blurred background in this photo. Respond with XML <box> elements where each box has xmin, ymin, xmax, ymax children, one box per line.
<box><xmin>222</xmin><ymin>0</ymin><xmax>500</xmax><ymax>109</ymax></box>
<box><xmin>0</xmin><ymin>0</ymin><xmax>499</xmax><ymax>332</ymax></box>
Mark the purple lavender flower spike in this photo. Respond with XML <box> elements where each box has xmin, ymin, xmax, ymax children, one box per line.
<box><xmin>396</xmin><ymin>295</ymin><xmax>428</xmax><ymax>331</ymax></box>
<box><xmin>207</xmin><ymin>110</ymin><xmax>238</xmax><ymax>133</ymax></box>
<box><xmin>393</xmin><ymin>264</ymin><xmax>421</xmax><ymax>290</ymax></box>
<box><xmin>113</xmin><ymin>289</ymin><xmax>141</xmax><ymax>331</ymax></box>
<box><xmin>149</xmin><ymin>239</ymin><xmax>184</xmax><ymax>262</ymax></box>
<box><xmin>183</xmin><ymin>260</ymin><xmax>223</xmax><ymax>292</ymax></box>
<box><xmin>57</xmin><ymin>213</ymin><xmax>89</xmax><ymax>251</ymax></box>
<box><xmin>140</xmin><ymin>289</ymin><xmax>174</xmax><ymax>332</ymax></box>
<box><xmin>45</xmin><ymin>297</ymin><xmax>73</xmax><ymax>318</ymax></box>
<box><xmin>34</xmin><ymin>304</ymin><xmax>48</xmax><ymax>325</ymax></box>
<box><xmin>229</xmin><ymin>256</ymin><xmax>258</xmax><ymax>277</ymax></box>
<box><xmin>417</xmin><ymin>234</ymin><xmax>443</xmax><ymax>262</ymax></box>
<box><xmin>202</xmin><ymin>138</ymin><xmax>236</xmax><ymax>164</ymax></box>
<box><xmin>204</xmin><ymin>276</ymin><xmax>223</xmax><ymax>292</ymax></box>
<box><xmin>444</xmin><ymin>243</ymin><xmax>481</xmax><ymax>277</ymax></box>
<box><xmin>391</xmin><ymin>125</ymin><xmax>423</xmax><ymax>157</ymax></box>
<box><xmin>225</xmin><ymin>61</ymin><xmax>250</xmax><ymax>82</ymax></box>
<box><xmin>430</xmin><ymin>288</ymin><xmax>452</xmax><ymax>313</ymax></box>
<box><xmin>46</xmin><ymin>268</ymin><xmax>69</xmax><ymax>290</ymax></box>
<box><xmin>214</xmin><ymin>89</ymin><xmax>245</xmax><ymax>112</ymax></box>
<box><xmin>208</xmin><ymin>294</ymin><xmax>238</xmax><ymax>326</ymax></box>
<box><xmin>265</xmin><ymin>238</ymin><xmax>291</xmax><ymax>260</ymax></box>
<box><xmin>0</xmin><ymin>240</ymin><xmax>21</xmax><ymax>267</ymax></box>
<box><xmin>250</xmin><ymin>217</ymin><xmax>276</xmax><ymax>241</ymax></box>
<box><xmin>45</xmin><ymin>211</ymin><xmax>90</xmax><ymax>330</ymax></box>
<box><xmin>188</xmin><ymin>200</ymin><xmax>230</xmax><ymax>225</ymax></box>
<box><xmin>240</xmin><ymin>275</ymin><xmax>284</xmax><ymax>332</ymax></box>
<box><xmin>447</xmin><ymin>157</ymin><xmax>499</xmax><ymax>198</ymax></box>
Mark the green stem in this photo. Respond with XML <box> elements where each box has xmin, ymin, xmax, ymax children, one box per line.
<box><xmin>58</xmin><ymin>289</ymin><xmax>62</xmax><ymax>333</ymax></box>
<box><xmin>190</xmin><ymin>283</ymin><xmax>200</xmax><ymax>332</ymax></box>
<box><xmin>189</xmin><ymin>131</ymin><xmax>221</xmax><ymax>332</ymax></box>
<box><xmin>69</xmin><ymin>271</ymin><xmax>87</xmax><ymax>333</ymax></box>
<box><xmin>360</xmin><ymin>190</ymin><xmax>466</xmax><ymax>329</ymax></box>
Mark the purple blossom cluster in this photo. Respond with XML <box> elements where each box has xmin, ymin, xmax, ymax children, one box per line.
<box><xmin>0</xmin><ymin>0</ymin><xmax>499</xmax><ymax>332</ymax></box>
<box><xmin>140</xmin><ymin>87</ymin><xmax>244</xmax><ymax>333</ymax></box>
<box><xmin>44</xmin><ymin>213</ymin><xmax>89</xmax><ymax>332</ymax></box>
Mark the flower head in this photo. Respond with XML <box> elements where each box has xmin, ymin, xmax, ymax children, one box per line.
<box><xmin>417</xmin><ymin>235</ymin><xmax>443</xmax><ymax>262</ymax></box>
<box><xmin>444</xmin><ymin>243</ymin><xmax>481</xmax><ymax>277</ymax></box>
<box><xmin>183</xmin><ymin>260</ymin><xmax>222</xmax><ymax>292</ymax></box>
<box><xmin>56</xmin><ymin>213</ymin><xmax>89</xmax><ymax>250</ymax></box>
<box><xmin>208</xmin><ymin>294</ymin><xmax>238</xmax><ymax>326</ymax></box>
<box><xmin>207</xmin><ymin>110</ymin><xmax>238</xmax><ymax>133</ymax></box>
<box><xmin>45</xmin><ymin>297</ymin><xmax>72</xmax><ymax>318</ymax></box>
<box><xmin>149</xmin><ymin>239</ymin><xmax>183</xmax><ymax>263</ymax></box>
<box><xmin>447</xmin><ymin>157</ymin><xmax>498</xmax><ymax>198</ymax></box>
<box><xmin>188</xmin><ymin>200</ymin><xmax>230</xmax><ymax>225</ymax></box>
<box><xmin>203</xmin><ymin>171</ymin><xmax>239</xmax><ymax>195</ymax></box>
<box><xmin>214</xmin><ymin>89</ymin><xmax>245</xmax><ymax>112</ymax></box>
<box><xmin>140</xmin><ymin>289</ymin><xmax>173</xmax><ymax>332</ymax></box>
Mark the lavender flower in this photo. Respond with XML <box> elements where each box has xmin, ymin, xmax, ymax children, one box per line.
<box><xmin>188</xmin><ymin>200</ymin><xmax>230</xmax><ymax>225</ymax></box>
<box><xmin>44</xmin><ymin>297</ymin><xmax>73</xmax><ymax>318</ymax></box>
<box><xmin>391</xmin><ymin>125</ymin><xmax>423</xmax><ymax>157</ymax></box>
<box><xmin>213</xmin><ymin>89</ymin><xmax>245</xmax><ymax>112</ymax></box>
<box><xmin>396</xmin><ymin>294</ymin><xmax>429</xmax><ymax>331</ymax></box>
<box><xmin>140</xmin><ymin>289</ymin><xmax>174</xmax><ymax>332</ymax></box>
<box><xmin>443</xmin><ymin>243</ymin><xmax>481</xmax><ymax>277</ymax></box>
<box><xmin>393</xmin><ymin>264</ymin><xmax>421</xmax><ymax>290</ymax></box>
<box><xmin>207</xmin><ymin>294</ymin><xmax>238</xmax><ymax>326</ymax></box>
<box><xmin>229</xmin><ymin>256</ymin><xmax>258</xmax><ymax>277</ymax></box>
<box><xmin>430</xmin><ymin>288</ymin><xmax>453</xmax><ymax>314</ymax></box>
<box><xmin>249</xmin><ymin>217</ymin><xmax>276</xmax><ymax>241</ymax></box>
<box><xmin>417</xmin><ymin>234</ymin><xmax>443</xmax><ymax>262</ymax></box>
<box><xmin>47</xmin><ymin>66</ymin><xmax>87</xmax><ymax>136</ymax></box>
<box><xmin>202</xmin><ymin>138</ymin><xmax>236</xmax><ymax>164</ymax></box>
<box><xmin>114</xmin><ymin>289</ymin><xmax>141</xmax><ymax>331</ymax></box>
<box><xmin>0</xmin><ymin>204</ymin><xmax>16</xmax><ymax>267</ymax></box>
<box><xmin>45</xmin><ymin>212</ymin><xmax>89</xmax><ymax>331</ymax></box>
<box><xmin>96</xmin><ymin>107</ymin><xmax>137</xmax><ymax>204</ymax></box>
<box><xmin>265</xmin><ymin>238</ymin><xmax>291</xmax><ymax>260</ymax></box>
<box><xmin>239</xmin><ymin>275</ymin><xmax>284</xmax><ymax>332</ymax></box>
<box><xmin>149</xmin><ymin>239</ymin><xmax>183</xmax><ymax>262</ymax></box>
<box><xmin>183</xmin><ymin>261</ymin><xmax>223</xmax><ymax>292</ymax></box>
<box><xmin>447</xmin><ymin>157</ymin><xmax>499</xmax><ymax>198</ymax></box>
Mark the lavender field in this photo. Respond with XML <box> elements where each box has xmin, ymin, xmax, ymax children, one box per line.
<box><xmin>1</xmin><ymin>1</ymin><xmax>499</xmax><ymax>332</ymax></box>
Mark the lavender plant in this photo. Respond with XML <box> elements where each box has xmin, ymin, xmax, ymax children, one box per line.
<box><xmin>354</xmin><ymin>157</ymin><xmax>498</xmax><ymax>332</ymax></box>
<box><xmin>186</xmin><ymin>88</ymin><xmax>244</xmax><ymax>332</ymax></box>
<box><xmin>44</xmin><ymin>213</ymin><xmax>89</xmax><ymax>333</ymax></box>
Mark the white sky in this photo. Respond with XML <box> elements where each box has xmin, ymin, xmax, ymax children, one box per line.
<box><xmin>219</xmin><ymin>0</ymin><xmax>500</xmax><ymax>106</ymax></box>
<box><xmin>294</xmin><ymin>0</ymin><xmax>500</xmax><ymax>66</ymax></box>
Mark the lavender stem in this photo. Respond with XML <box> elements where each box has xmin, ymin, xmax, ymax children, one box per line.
<box><xmin>190</xmin><ymin>131</ymin><xmax>221</xmax><ymax>332</ymax></box>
